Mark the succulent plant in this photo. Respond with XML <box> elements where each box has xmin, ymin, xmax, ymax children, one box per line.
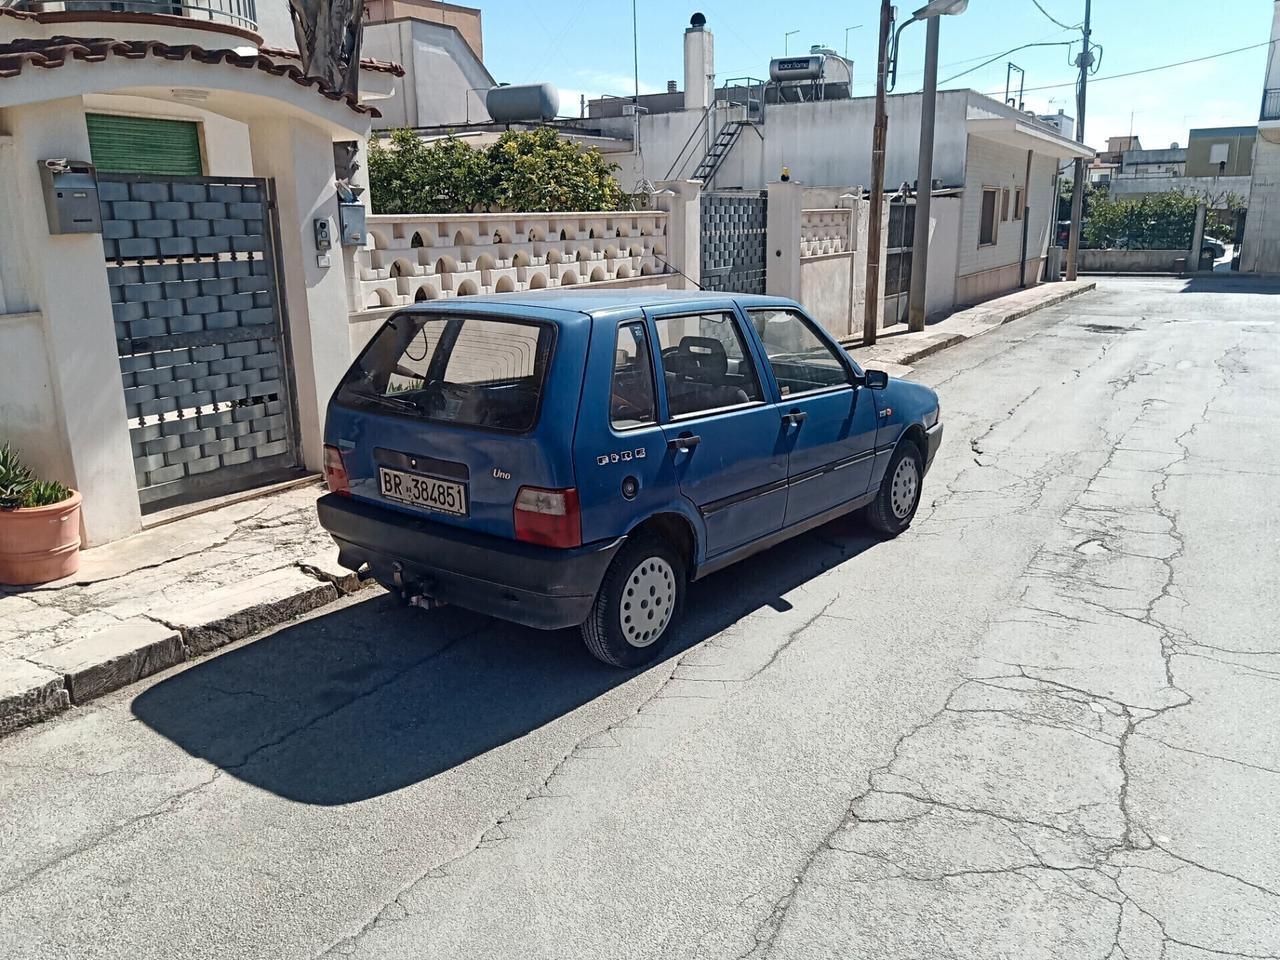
<box><xmin>24</xmin><ymin>479</ymin><xmax>72</xmax><ymax>508</ymax></box>
<box><xmin>0</xmin><ymin>443</ymin><xmax>34</xmax><ymax>510</ymax></box>
<box><xmin>0</xmin><ymin>444</ymin><xmax>72</xmax><ymax>510</ymax></box>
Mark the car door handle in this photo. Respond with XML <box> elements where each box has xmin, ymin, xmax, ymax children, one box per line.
<box><xmin>783</xmin><ymin>409</ymin><xmax>808</xmax><ymax>427</ymax></box>
<box><xmin>667</xmin><ymin>434</ymin><xmax>701</xmax><ymax>452</ymax></box>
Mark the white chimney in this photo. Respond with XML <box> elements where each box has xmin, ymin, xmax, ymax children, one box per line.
<box><xmin>684</xmin><ymin>12</ymin><xmax>714</xmax><ymax>112</ymax></box>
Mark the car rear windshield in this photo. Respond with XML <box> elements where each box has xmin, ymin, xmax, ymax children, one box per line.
<box><xmin>336</xmin><ymin>312</ymin><xmax>555</xmax><ymax>433</ymax></box>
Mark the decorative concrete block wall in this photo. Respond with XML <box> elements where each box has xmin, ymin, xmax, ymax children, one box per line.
<box><xmin>800</xmin><ymin>208</ymin><xmax>853</xmax><ymax>257</ymax></box>
<box><xmin>352</xmin><ymin>211</ymin><xmax>673</xmax><ymax>311</ymax></box>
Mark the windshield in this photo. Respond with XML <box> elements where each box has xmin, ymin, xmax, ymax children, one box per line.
<box><xmin>336</xmin><ymin>312</ymin><xmax>555</xmax><ymax>433</ymax></box>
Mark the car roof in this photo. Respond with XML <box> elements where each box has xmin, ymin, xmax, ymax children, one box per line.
<box><xmin>397</xmin><ymin>289</ymin><xmax>797</xmax><ymax>323</ymax></box>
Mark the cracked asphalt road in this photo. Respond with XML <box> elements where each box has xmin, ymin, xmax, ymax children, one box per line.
<box><xmin>2</xmin><ymin>276</ymin><xmax>1277</xmax><ymax>960</ymax></box>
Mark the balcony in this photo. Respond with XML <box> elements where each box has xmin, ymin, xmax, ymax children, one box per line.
<box><xmin>8</xmin><ymin>0</ymin><xmax>258</xmax><ymax>34</ymax></box>
<box><xmin>1262</xmin><ymin>88</ymin><xmax>1280</xmax><ymax>123</ymax></box>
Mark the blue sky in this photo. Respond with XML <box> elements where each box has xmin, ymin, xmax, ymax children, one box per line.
<box><xmin>477</xmin><ymin>0</ymin><xmax>1276</xmax><ymax>150</ymax></box>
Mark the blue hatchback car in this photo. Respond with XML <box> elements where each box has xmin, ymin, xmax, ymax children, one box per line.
<box><xmin>318</xmin><ymin>291</ymin><xmax>942</xmax><ymax>667</ymax></box>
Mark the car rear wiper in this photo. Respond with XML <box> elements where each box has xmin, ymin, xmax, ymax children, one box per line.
<box><xmin>372</xmin><ymin>393</ymin><xmax>422</xmax><ymax>412</ymax></box>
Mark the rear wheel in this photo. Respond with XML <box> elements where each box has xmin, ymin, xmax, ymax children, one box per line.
<box><xmin>581</xmin><ymin>535</ymin><xmax>685</xmax><ymax>668</ymax></box>
<box><xmin>864</xmin><ymin>442</ymin><xmax>924</xmax><ymax>538</ymax></box>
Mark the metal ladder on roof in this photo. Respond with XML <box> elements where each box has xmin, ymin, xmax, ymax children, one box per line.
<box><xmin>692</xmin><ymin>121</ymin><xmax>747</xmax><ymax>183</ymax></box>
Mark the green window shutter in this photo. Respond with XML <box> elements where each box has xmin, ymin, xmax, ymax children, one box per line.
<box><xmin>86</xmin><ymin>114</ymin><xmax>203</xmax><ymax>176</ymax></box>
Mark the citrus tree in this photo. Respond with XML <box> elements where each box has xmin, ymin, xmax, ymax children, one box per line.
<box><xmin>368</xmin><ymin>128</ymin><xmax>625</xmax><ymax>215</ymax></box>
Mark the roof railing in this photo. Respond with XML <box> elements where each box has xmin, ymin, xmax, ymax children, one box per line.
<box><xmin>7</xmin><ymin>0</ymin><xmax>258</xmax><ymax>33</ymax></box>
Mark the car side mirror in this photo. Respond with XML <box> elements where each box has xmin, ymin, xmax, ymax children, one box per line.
<box><xmin>864</xmin><ymin>369</ymin><xmax>889</xmax><ymax>390</ymax></box>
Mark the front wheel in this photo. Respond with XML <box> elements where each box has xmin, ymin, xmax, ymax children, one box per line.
<box><xmin>581</xmin><ymin>535</ymin><xmax>685</xmax><ymax>668</ymax></box>
<box><xmin>864</xmin><ymin>443</ymin><xmax>924</xmax><ymax>538</ymax></box>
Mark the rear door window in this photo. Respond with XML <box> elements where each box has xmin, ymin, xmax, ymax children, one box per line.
<box><xmin>652</xmin><ymin>312</ymin><xmax>763</xmax><ymax>419</ymax></box>
<box><xmin>611</xmin><ymin>321</ymin><xmax>657</xmax><ymax>429</ymax></box>
<box><xmin>337</xmin><ymin>313</ymin><xmax>554</xmax><ymax>433</ymax></box>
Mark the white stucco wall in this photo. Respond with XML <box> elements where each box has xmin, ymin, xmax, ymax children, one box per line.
<box><xmin>610</xmin><ymin>90</ymin><xmax>973</xmax><ymax>194</ymax></box>
<box><xmin>364</xmin><ymin>19</ymin><xmax>493</xmax><ymax>128</ymax></box>
<box><xmin>925</xmin><ymin>195</ymin><xmax>961</xmax><ymax>318</ymax></box>
<box><xmin>1242</xmin><ymin>137</ymin><xmax>1280</xmax><ymax>272</ymax></box>
<box><xmin>253</xmin><ymin>0</ymin><xmax>298</xmax><ymax>51</ymax></box>
<box><xmin>2</xmin><ymin>97</ymin><xmax>142</xmax><ymax>544</ymax></box>
<box><xmin>1243</xmin><ymin>2</ymin><xmax>1280</xmax><ymax>272</ymax></box>
<box><xmin>957</xmin><ymin>136</ymin><xmax>1056</xmax><ymax>303</ymax></box>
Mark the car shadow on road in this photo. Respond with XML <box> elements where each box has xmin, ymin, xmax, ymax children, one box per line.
<box><xmin>131</xmin><ymin>515</ymin><xmax>878</xmax><ymax>805</ymax></box>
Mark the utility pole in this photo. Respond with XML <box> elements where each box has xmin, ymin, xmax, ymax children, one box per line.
<box><xmin>863</xmin><ymin>0</ymin><xmax>892</xmax><ymax>346</ymax></box>
<box><xmin>906</xmin><ymin>14</ymin><xmax>940</xmax><ymax>332</ymax></box>
<box><xmin>1065</xmin><ymin>0</ymin><xmax>1092</xmax><ymax>281</ymax></box>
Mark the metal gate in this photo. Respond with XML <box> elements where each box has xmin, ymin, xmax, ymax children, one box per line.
<box><xmin>884</xmin><ymin>198</ymin><xmax>915</xmax><ymax>326</ymax></box>
<box><xmin>700</xmin><ymin>191</ymin><xmax>767</xmax><ymax>294</ymax></box>
<box><xmin>99</xmin><ymin>174</ymin><xmax>301</xmax><ymax>509</ymax></box>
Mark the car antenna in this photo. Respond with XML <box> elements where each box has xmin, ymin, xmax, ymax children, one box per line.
<box><xmin>650</xmin><ymin>253</ymin><xmax>705</xmax><ymax>291</ymax></box>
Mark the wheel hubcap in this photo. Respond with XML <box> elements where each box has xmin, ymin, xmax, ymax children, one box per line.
<box><xmin>890</xmin><ymin>457</ymin><xmax>919</xmax><ymax>520</ymax></box>
<box><xmin>620</xmin><ymin>556</ymin><xmax>676</xmax><ymax>648</ymax></box>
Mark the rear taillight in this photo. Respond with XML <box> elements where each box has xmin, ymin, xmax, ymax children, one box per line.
<box><xmin>514</xmin><ymin>486</ymin><xmax>581</xmax><ymax>548</ymax></box>
<box><xmin>323</xmin><ymin>444</ymin><xmax>350</xmax><ymax>496</ymax></box>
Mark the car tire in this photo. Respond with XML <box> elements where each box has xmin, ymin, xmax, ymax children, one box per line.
<box><xmin>581</xmin><ymin>534</ymin><xmax>685</xmax><ymax>668</ymax></box>
<box><xmin>864</xmin><ymin>442</ymin><xmax>924</xmax><ymax>538</ymax></box>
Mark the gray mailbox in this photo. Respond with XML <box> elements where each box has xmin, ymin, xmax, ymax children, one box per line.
<box><xmin>39</xmin><ymin>159</ymin><xmax>102</xmax><ymax>235</ymax></box>
<box><xmin>338</xmin><ymin>201</ymin><xmax>366</xmax><ymax>247</ymax></box>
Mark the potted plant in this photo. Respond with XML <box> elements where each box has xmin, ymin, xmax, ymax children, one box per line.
<box><xmin>0</xmin><ymin>443</ymin><xmax>82</xmax><ymax>585</ymax></box>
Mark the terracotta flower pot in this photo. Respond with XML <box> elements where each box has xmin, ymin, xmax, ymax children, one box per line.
<box><xmin>0</xmin><ymin>490</ymin><xmax>82</xmax><ymax>586</ymax></box>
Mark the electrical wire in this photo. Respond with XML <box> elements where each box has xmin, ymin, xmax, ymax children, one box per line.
<box><xmin>1029</xmin><ymin>0</ymin><xmax>1080</xmax><ymax>31</ymax></box>
<box><xmin>940</xmin><ymin>40</ymin><xmax>1074</xmax><ymax>85</ymax></box>
<box><xmin>981</xmin><ymin>39</ymin><xmax>1275</xmax><ymax>97</ymax></box>
<box><xmin>863</xmin><ymin>25</ymin><xmax>1073</xmax><ymax>90</ymax></box>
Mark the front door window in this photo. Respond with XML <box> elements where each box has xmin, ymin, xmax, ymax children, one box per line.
<box><xmin>748</xmin><ymin>309</ymin><xmax>850</xmax><ymax>397</ymax></box>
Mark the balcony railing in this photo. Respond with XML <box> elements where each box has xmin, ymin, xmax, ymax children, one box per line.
<box><xmin>1262</xmin><ymin>88</ymin><xmax>1280</xmax><ymax>123</ymax></box>
<box><xmin>9</xmin><ymin>0</ymin><xmax>258</xmax><ymax>33</ymax></box>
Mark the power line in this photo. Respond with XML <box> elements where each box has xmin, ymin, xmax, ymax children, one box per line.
<box><xmin>1029</xmin><ymin>0</ymin><xmax>1080</xmax><ymax>31</ymax></box>
<box><xmin>854</xmin><ymin>25</ymin><xmax>1073</xmax><ymax>89</ymax></box>
<box><xmin>940</xmin><ymin>40</ymin><xmax>1073</xmax><ymax>85</ymax></box>
<box><xmin>981</xmin><ymin>39</ymin><xmax>1275</xmax><ymax>96</ymax></box>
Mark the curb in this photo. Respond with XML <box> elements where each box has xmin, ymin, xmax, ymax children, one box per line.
<box><xmin>848</xmin><ymin>281</ymin><xmax>1097</xmax><ymax>370</ymax></box>
<box><xmin>0</xmin><ymin>556</ymin><xmax>372</xmax><ymax>740</ymax></box>
<box><xmin>995</xmin><ymin>281</ymin><xmax>1097</xmax><ymax>326</ymax></box>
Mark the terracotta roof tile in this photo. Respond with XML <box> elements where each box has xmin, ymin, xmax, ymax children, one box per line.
<box><xmin>0</xmin><ymin>35</ymin><xmax>381</xmax><ymax>116</ymax></box>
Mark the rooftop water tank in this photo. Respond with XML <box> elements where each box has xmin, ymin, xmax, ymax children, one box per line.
<box><xmin>486</xmin><ymin>83</ymin><xmax>561</xmax><ymax>123</ymax></box>
<box><xmin>770</xmin><ymin>55</ymin><xmax>826</xmax><ymax>82</ymax></box>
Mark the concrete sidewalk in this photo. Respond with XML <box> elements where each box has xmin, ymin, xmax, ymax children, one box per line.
<box><xmin>0</xmin><ymin>481</ymin><xmax>364</xmax><ymax>737</ymax></box>
<box><xmin>846</xmin><ymin>279</ymin><xmax>1096</xmax><ymax>376</ymax></box>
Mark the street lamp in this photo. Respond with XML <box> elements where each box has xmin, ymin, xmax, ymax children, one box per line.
<box><xmin>785</xmin><ymin>30</ymin><xmax>799</xmax><ymax>55</ymax></box>
<box><xmin>844</xmin><ymin>24</ymin><xmax>862</xmax><ymax>59</ymax></box>
<box><xmin>901</xmin><ymin>0</ymin><xmax>967</xmax><ymax>332</ymax></box>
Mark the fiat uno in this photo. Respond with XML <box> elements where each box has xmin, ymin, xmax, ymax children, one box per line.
<box><xmin>318</xmin><ymin>291</ymin><xmax>942</xmax><ymax>667</ymax></box>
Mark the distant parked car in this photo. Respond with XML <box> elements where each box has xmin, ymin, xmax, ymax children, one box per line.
<box><xmin>1056</xmin><ymin>220</ymin><xmax>1091</xmax><ymax>247</ymax></box>
<box><xmin>317</xmin><ymin>292</ymin><xmax>943</xmax><ymax>667</ymax></box>
<box><xmin>1201</xmin><ymin>238</ymin><xmax>1226</xmax><ymax>261</ymax></box>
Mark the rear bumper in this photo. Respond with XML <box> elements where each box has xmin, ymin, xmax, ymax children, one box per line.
<box><xmin>316</xmin><ymin>494</ymin><xmax>623</xmax><ymax>630</ymax></box>
<box><xmin>924</xmin><ymin>421</ymin><xmax>943</xmax><ymax>473</ymax></box>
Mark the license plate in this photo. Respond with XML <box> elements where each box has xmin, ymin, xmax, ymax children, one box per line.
<box><xmin>378</xmin><ymin>467</ymin><xmax>468</xmax><ymax>517</ymax></box>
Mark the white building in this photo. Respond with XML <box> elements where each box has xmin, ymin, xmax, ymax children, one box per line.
<box><xmin>361</xmin><ymin>0</ymin><xmax>495</xmax><ymax>129</ymax></box>
<box><xmin>581</xmin><ymin>14</ymin><xmax>1091</xmax><ymax>316</ymax></box>
<box><xmin>0</xmin><ymin>0</ymin><xmax>397</xmax><ymax>544</ymax></box>
<box><xmin>1242</xmin><ymin>0</ymin><xmax>1280</xmax><ymax>273</ymax></box>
